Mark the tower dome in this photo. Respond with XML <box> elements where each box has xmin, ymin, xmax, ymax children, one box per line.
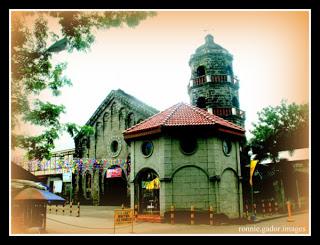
<box><xmin>187</xmin><ymin>34</ymin><xmax>245</xmax><ymax>128</ymax></box>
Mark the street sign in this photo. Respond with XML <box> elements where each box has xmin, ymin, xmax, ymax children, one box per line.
<box><xmin>114</xmin><ymin>208</ymin><xmax>134</xmax><ymax>233</ymax></box>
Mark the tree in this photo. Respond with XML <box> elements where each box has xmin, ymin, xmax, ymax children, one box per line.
<box><xmin>249</xmin><ymin>100</ymin><xmax>309</xmax><ymax>162</ymax></box>
<box><xmin>11</xmin><ymin>11</ymin><xmax>156</xmax><ymax>160</ymax></box>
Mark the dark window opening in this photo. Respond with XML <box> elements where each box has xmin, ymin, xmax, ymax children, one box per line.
<box><xmin>196</xmin><ymin>97</ymin><xmax>206</xmax><ymax>109</ymax></box>
<box><xmin>222</xmin><ymin>139</ymin><xmax>232</xmax><ymax>156</ymax></box>
<box><xmin>196</xmin><ymin>66</ymin><xmax>206</xmax><ymax>77</ymax></box>
<box><xmin>232</xmin><ymin>97</ymin><xmax>239</xmax><ymax>108</ymax></box>
<box><xmin>141</xmin><ymin>141</ymin><xmax>154</xmax><ymax>157</ymax></box>
<box><xmin>180</xmin><ymin>136</ymin><xmax>198</xmax><ymax>155</ymax></box>
<box><xmin>110</xmin><ymin>140</ymin><xmax>119</xmax><ymax>153</ymax></box>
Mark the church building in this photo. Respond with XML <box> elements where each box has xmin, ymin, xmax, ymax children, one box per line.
<box><xmin>73</xmin><ymin>89</ymin><xmax>158</xmax><ymax>205</ymax></box>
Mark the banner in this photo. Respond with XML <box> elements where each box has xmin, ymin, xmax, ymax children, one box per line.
<box><xmin>249</xmin><ymin>160</ymin><xmax>259</xmax><ymax>186</ymax></box>
<box><xmin>106</xmin><ymin>168</ymin><xmax>122</xmax><ymax>178</ymax></box>
<box><xmin>146</xmin><ymin>177</ymin><xmax>160</xmax><ymax>190</ymax></box>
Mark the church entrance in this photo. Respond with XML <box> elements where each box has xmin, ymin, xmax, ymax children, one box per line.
<box><xmin>103</xmin><ymin>166</ymin><xmax>128</xmax><ymax>206</ymax></box>
<box><xmin>135</xmin><ymin>168</ymin><xmax>160</xmax><ymax>215</ymax></box>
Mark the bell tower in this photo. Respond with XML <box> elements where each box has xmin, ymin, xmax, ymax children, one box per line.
<box><xmin>188</xmin><ymin>34</ymin><xmax>245</xmax><ymax>128</ymax></box>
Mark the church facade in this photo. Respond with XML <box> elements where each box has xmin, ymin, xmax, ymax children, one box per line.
<box><xmin>73</xmin><ymin>89</ymin><xmax>158</xmax><ymax>205</ymax></box>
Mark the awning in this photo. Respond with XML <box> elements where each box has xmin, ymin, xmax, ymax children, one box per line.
<box><xmin>14</xmin><ymin>187</ymin><xmax>65</xmax><ymax>204</ymax></box>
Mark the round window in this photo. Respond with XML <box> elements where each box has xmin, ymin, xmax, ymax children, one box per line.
<box><xmin>222</xmin><ymin>139</ymin><xmax>232</xmax><ymax>156</ymax></box>
<box><xmin>180</xmin><ymin>137</ymin><xmax>197</xmax><ymax>155</ymax></box>
<box><xmin>108</xmin><ymin>136</ymin><xmax>122</xmax><ymax>157</ymax></box>
<box><xmin>141</xmin><ymin>141</ymin><xmax>154</xmax><ymax>157</ymax></box>
<box><xmin>110</xmin><ymin>140</ymin><xmax>119</xmax><ymax>153</ymax></box>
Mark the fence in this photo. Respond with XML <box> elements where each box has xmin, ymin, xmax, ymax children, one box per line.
<box><xmin>167</xmin><ymin>205</ymin><xmax>215</xmax><ymax>225</ymax></box>
<box><xmin>243</xmin><ymin>199</ymin><xmax>283</xmax><ymax>218</ymax></box>
<box><xmin>47</xmin><ymin>201</ymin><xmax>80</xmax><ymax>217</ymax></box>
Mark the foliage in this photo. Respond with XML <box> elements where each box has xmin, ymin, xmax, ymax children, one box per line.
<box><xmin>249</xmin><ymin>100</ymin><xmax>308</xmax><ymax>162</ymax></box>
<box><xmin>11</xmin><ymin>11</ymin><xmax>156</xmax><ymax>160</ymax></box>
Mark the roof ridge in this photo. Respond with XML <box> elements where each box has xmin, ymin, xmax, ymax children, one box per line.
<box><xmin>188</xmin><ymin>103</ymin><xmax>217</xmax><ymax>124</ymax></box>
<box><xmin>115</xmin><ymin>89</ymin><xmax>159</xmax><ymax>114</ymax></box>
<box><xmin>162</xmin><ymin>103</ymin><xmax>183</xmax><ymax>125</ymax></box>
<box><xmin>124</xmin><ymin>105</ymin><xmax>169</xmax><ymax>132</ymax></box>
<box><xmin>187</xmin><ymin>103</ymin><xmax>244</xmax><ymax>131</ymax></box>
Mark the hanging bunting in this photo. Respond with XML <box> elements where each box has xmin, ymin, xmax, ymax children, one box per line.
<box><xmin>24</xmin><ymin>157</ymin><xmax>130</xmax><ymax>177</ymax></box>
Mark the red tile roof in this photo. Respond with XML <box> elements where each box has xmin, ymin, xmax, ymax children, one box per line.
<box><xmin>123</xmin><ymin>102</ymin><xmax>245</xmax><ymax>139</ymax></box>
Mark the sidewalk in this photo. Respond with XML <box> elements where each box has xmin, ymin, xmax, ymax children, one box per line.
<box><xmin>12</xmin><ymin>206</ymin><xmax>309</xmax><ymax>235</ymax></box>
<box><xmin>248</xmin><ymin>210</ymin><xmax>308</xmax><ymax>223</ymax></box>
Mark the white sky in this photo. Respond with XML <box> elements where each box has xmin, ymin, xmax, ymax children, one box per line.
<box><xmin>15</xmin><ymin>10</ymin><xmax>310</xmax><ymax>152</ymax></box>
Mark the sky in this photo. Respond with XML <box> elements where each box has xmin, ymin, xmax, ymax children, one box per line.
<box><xmin>11</xmin><ymin>10</ymin><xmax>310</xmax><ymax>155</ymax></box>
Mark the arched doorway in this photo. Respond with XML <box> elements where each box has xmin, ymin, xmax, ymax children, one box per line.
<box><xmin>135</xmin><ymin>168</ymin><xmax>160</xmax><ymax>214</ymax></box>
<box><xmin>103</xmin><ymin>166</ymin><xmax>128</xmax><ymax>206</ymax></box>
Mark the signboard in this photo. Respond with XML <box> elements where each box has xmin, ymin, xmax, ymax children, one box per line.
<box><xmin>63</xmin><ymin>171</ymin><xmax>72</xmax><ymax>182</ymax></box>
<box><xmin>107</xmin><ymin>168</ymin><xmax>122</xmax><ymax>178</ymax></box>
<box><xmin>114</xmin><ymin>208</ymin><xmax>134</xmax><ymax>234</ymax></box>
<box><xmin>53</xmin><ymin>180</ymin><xmax>62</xmax><ymax>193</ymax></box>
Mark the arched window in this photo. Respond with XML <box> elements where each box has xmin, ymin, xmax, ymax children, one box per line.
<box><xmin>103</xmin><ymin>112</ymin><xmax>109</xmax><ymax>122</ymax></box>
<box><xmin>95</xmin><ymin>121</ymin><xmax>102</xmax><ymax>138</ymax></box>
<box><xmin>110</xmin><ymin>102</ymin><xmax>116</xmax><ymax>129</ymax></box>
<box><xmin>85</xmin><ymin>172</ymin><xmax>92</xmax><ymax>189</ymax></box>
<box><xmin>127</xmin><ymin>113</ymin><xmax>135</xmax><ymax>129</ymax></box>
<box><xmin>232</xmin><ymin>97</ymin><xmax>239</xmax><ymax>108</ymax></box>
<box><xmin>119</xmin><ymin>108</ymin><xmax>126</xmax><ymax>130</ymax></box>
<box><xmin>110</xmin><ymin>102</ymin><xmax>116</xmax><ymax>115</ymax></box>
<box><xmin>196</xmin><ymin>97</ymin><xmax>206</xmax><ymax>109</ymax></box>
<box><xmin>103</xmin><ymin>112</ymin><xmax>109</xmax><ymax>131</ymax></box>
<box><xmin>196</xmin><ymin>66</ymin><xmax>206</xmax><ymax>77</ymax></box>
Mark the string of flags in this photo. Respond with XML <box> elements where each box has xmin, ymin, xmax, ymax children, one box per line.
<box><xmin>25</xmin><ymin>158</ymin><xmax>131</xmax><ymax>176</ymax></box>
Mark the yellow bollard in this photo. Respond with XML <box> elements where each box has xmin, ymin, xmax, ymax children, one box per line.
<box><xmin>253</xmin><ymin>203</ymin><xmax>257</xmax><ymax>216</ymax></box>
<box><xmin>134</xmin><ymin>204</ymin><xmax>138</xmax><ymax>220</ymax></box>
<box><xmin>77</xmin><ymin>202</ymin><xmax>80</xmax><ymax>217</ymax></box>
<box><xmin>262</xmin><ymin>200</ymin><xmax>266</xmax><ymax>217</ymax></box>
<box><xmin>209</xmin><ymin>206</ymin><xmax>214</xmax><ymax>225</ymax></box>
<box><xmin>170</xmin><ymin>205</ymin><xmax>175</xmax><ymax>225</ymax></box>
<box><xmin>245</xmin><ymin>203</ymin><xmax>249</xmax><ymax>218</ymax></box>
<box><xmin>274</xmin><ymin>202</ymin><xmax>279</xmax><ymax>213</ymax></box>
<box><xmin>70</xmin><ymin>201</ymin><xmax>73</xmax><ymax>216</ymax></box>
<box><xmin>62</xmin><ymin>203</ymin><xmax>65</xmax><ymax>216</ymax></box>
<box><xmin>268</xmin><ymin>202</ymin><xmax>272</xmax><ymax>216</ymax></box>
<box><xmin>190</xmin><ymin>205</ymin><xmax>195</xmax><ymax>225</ymax></box>
<box><xmin>287</xmin><ymin>201</ymin><xmax>294</xmax><ymax>222</ymax></box>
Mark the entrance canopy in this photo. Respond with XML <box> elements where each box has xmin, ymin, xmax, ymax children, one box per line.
<box><xmin>14</xmin><ymin>187</ymin><xmax>65</xmax><ymax>204</ymax></box>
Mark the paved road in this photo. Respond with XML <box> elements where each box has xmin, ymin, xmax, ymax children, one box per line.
<box><xmin>20</xmin><ymin>206</ymin><xmax>310</xmax><ymax>235</ymax></box>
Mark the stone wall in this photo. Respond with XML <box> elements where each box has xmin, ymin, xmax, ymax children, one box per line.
<box><xmin>130</xmin><ymin>134</ymin><xmax>243</xmax><ymax>219</ymax></box>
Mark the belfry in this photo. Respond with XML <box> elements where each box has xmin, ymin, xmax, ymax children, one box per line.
<box><xmin>188</xmin><ymin>34</ymin><xmax>245</xmax><ymax>128</ymax></box>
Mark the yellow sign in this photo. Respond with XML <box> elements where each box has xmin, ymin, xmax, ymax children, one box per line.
<box><xmin>249</xmin><ymin>160</ymin><xmax>259</xmax><ymax>186</ymax></box>
<box><xmin>114</xmin><ymin>208</ymin><xmax>134</xmax><ymax>233</ymax></box>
